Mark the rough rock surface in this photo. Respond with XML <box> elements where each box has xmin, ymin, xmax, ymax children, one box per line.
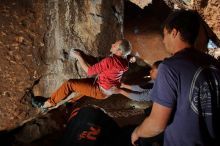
<box><xmin>0</xmin><ymin>0</ymin><xmax>45</xmax><ymax>131</ymax></box>
<box><xmin>34</xmin><ymin>0</ymin><xmax>124</xmax><ymax>97</ymax></box>
<box><xmin>0</xmin><ymin>0</ymin><xmax>220</xmax><ymax>137</ymax></box>
<box><xmin>125</xmin><ymin>0</ymin><xmax>171</xmax><ymax>65</ymax></box>
<box><xmin>129</xmin><ymin>0</ymin><xmax>220</xmax><ymax>46</ymax></box>
<box><xmin>194</xmin><ymin>0</ymin><xmax>220</xmax><ymax>46</ymax></box>
<box><xmin>0</xmin><ymin>0</ymin><xmax>124</xmax><ymax>131</ymax></box>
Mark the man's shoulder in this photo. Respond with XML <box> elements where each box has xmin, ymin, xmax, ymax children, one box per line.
<box><xmin>98</xmin><ymin>56</ymin><xmax>114</xmax><ymax>63</ymax></box>
<box><xmin>102</xmin><ymin>55</ymin><xmax>120</xmax><ymax>61</ymax></box>
<box><xmin>162</xmin><ymin>56</ymin><xmax>179</xmax><ymax>67</ymax></box>
<box><xmin>99</xmin><ymin>55</ymin><xmax>128</xmax><ymax>68</ymax></box>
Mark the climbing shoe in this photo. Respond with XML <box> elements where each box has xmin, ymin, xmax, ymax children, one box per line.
<box><xmin>31</xmin><ymin>96</ymin><xmax>49</xmax><ymax>113</ymax></box>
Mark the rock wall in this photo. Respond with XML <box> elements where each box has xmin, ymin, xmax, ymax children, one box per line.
<box><xmin>34</xmin><ymin>0</ymin><xmax>124</xmax><ymax>97</ymax></box>
<box><xmin>124</xmin><ymin>0</ymin><xmax>171</xmax><ymax>65</ymax></box>
<box><xmin>129</xmin><ymin>0</ymin><xmax>220</xmax><ymax>47</ymax></box>
<box><xmin>0</xmin><ymin>0</ymin><xmax>46</xmax><ymax>131</ymax></box>
<box><xmin>0</xmin><ymin>0</ymin><xmax>123</xmax><ymax>131</ymax></box>
<box><xmin>193</xmin><ymin>0</ymin><xmax>220</xmax><ymax>47</ymax></box>
<box><xmin>1</xmin><ymin>0</ymin><xmax>219</xmax><ymax>133</ymax></box>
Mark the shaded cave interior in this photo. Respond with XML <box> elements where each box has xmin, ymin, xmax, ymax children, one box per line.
<box><xmin>0</xmin><ymin>0</ymin><xmax>219</xmax><ymax>146</ymax></box>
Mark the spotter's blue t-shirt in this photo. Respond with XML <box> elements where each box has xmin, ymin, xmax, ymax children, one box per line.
<box><xmin>150</xmin><ymin>49</ymin><xmax>220</xmax><ymax>146</ymax></box>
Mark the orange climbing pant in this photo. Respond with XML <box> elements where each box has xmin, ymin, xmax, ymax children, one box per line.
<box><xmin>47</xmin><ymin>78</ymin><xmax>107</xmax><ymax>106</ymax></box>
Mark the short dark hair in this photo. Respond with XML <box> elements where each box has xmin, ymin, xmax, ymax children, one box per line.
<box><xmin>118</xmin><ymin>39</ymin><xmax>132</xmax><ymax>57</ymax></box>
<box><xmin>163</xmin><ymin>9</ymin><xmax>201</xmax><ymax>45</ymax></box>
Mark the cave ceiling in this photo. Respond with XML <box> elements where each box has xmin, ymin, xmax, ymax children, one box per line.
<box><xmin>129</xmin><ymin>0</ymin><xmax>194</xmax><ymax>9</ymax></box>
<box><xmin>128</xmin><ymin>0</ymin><xmax>220</xmax><ymax>47</ymax></box>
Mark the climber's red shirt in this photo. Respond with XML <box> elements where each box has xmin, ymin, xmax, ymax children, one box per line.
<box><xmin>87</xmin><ymin>54</ymin><xmax>129</xmax><ymax>90</ymax></box>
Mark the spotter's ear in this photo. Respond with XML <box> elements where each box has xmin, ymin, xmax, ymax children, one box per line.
<box><xmin>171</xmin><ymin>28</ymin><xmax>178</xmax><ymax>38</ymax></box>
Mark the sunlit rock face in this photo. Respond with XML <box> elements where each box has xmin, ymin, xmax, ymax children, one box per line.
<box><xmin>0</xmin><ymin>0</ymin><xmax>123</xmax><ymax>131</ymax></box>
